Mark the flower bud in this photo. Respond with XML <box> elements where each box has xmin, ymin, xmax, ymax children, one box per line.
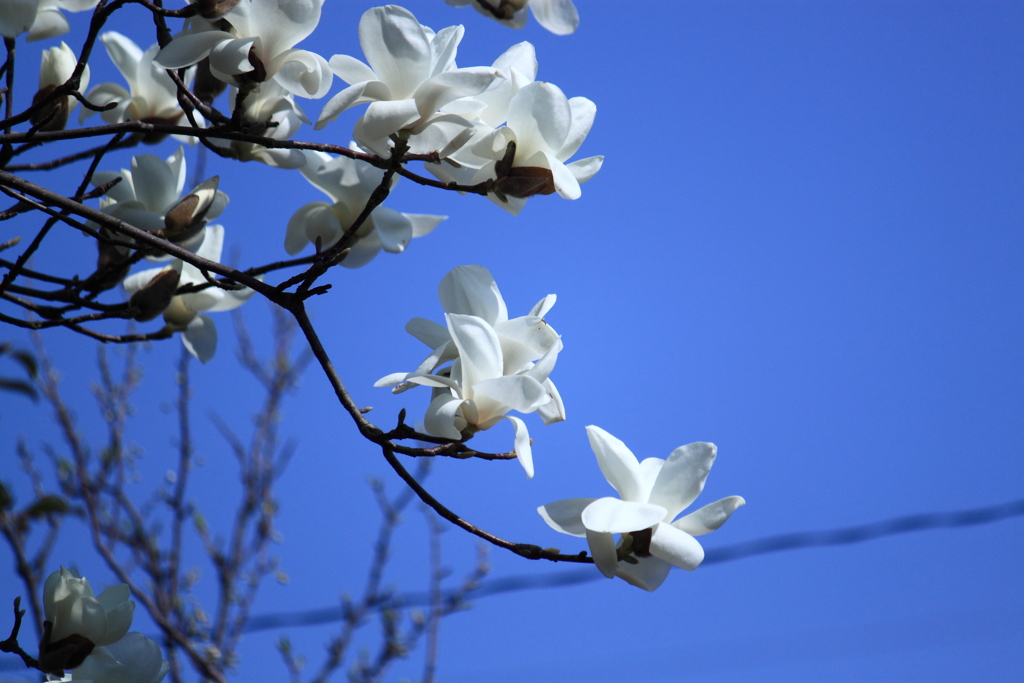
<box><xmin>163</xmin><ymin>176</ymin><xmax>220</xmax><ymax>243</ymax></box>
<box><xmin>129</xmin><ymin>268</ymin><xmax>180</xmax><ymax>322</ymax></box>
<box><xmin>88</xmin><ymin>233</ymin><xmax>133</xmax><ymax>293</ymax></box>
<box><xmin>31</xmin><ymin>43</ymin><xmax>89</xmax><ymax>132</ymax></box>
<box><xmin>42</xmin><ymin>567</ymin><xmax>135</xmax><ymax>649</ymax></box>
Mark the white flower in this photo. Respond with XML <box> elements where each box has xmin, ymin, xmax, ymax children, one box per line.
<box><xmin>122</xmin><ymin>224</ymin><xmax>256</xmax><ymax>363</ymax></box>
<box><xmin>210</xmin><ymin>81</ymin><xmax>309</xmax><ymax>168</ymax></box>
<box><xmin>284</xmin><ymin>149</ymin><xmax>445</xmax><ymax>266</ymax></box>
<box><xmin>72</xmin><ymin>632</ymin><xmax>169</xmax><ymax>683</ymax></box>
<box><xmin>0</xmin><ymin>0</ymin><xmax>98</xmax><ymax>42</ymax></box>
<box><xmin>32</xmin><ymin>41</ymin><xmax>89</xmax><ymax>130</ymax></box>
<box><xmin>82</xmin><ymin>32</ymin><xmax>198</xmax><ymax>134</ymax></box>
<box><xmin>466</xmin><ymin>80</ymin><xmax>602</xmax><ymax>215</ymax></box>
<box><xmin>42</xmin><ymin>568</ymin><xmax>135</xmax><ymax>647</ymax></box>
<box><xmin>538</xmin><ymin>426</ymin><xmax>745</xmax><ymax>591</ymax></box>
<box><xmin>90</xmin><ymin>147</ymin><xmax>228</xmax><ymax>256</ymax></box>
<box><xmin>444</xmin><ymin>0</ymin><xmax>579</xmax><ymax>36</ymax></box>
<box><xmin>315</xmin><ymin>5</ymin><xmax>501</xmax><ymax>156</ymax></box>
<box><xmin>396</xmin><ymin>265</ymin><xmax>564</xmax><ymax>423</ymax></box>
<box><xmin>153</xmin><ymin>0</ymin><xmax>331</xmax><ymax>99</ymax></box>
<box><xmin>376</xmin><ymin>265</ymin><xmax>564</xmax><ymax>478</ymax></box>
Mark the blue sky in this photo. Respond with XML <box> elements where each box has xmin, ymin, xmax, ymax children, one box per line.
<box><xmin>2</xmin><ymin>1</ymin><xmax>1023</xmax><ymax>681</ymax></box>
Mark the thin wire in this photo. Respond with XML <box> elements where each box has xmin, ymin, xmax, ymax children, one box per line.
<box><xmin>239</xmin><ymin>495</ymin><xmax>1024</xmax><ymax>633</ymax></box>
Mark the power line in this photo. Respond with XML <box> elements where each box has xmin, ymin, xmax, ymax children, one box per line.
<box><xmin>240</xmin><ymin>495</ymin><xmax>1024</xmax><ymax>633</ymax></box>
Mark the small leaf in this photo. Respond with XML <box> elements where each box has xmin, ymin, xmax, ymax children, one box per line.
<box><xmin>0</xmin><ymin>378</ymin><xmax>38</xmax><ymax>401</ymax></box>
<box><xmin>0</xmin><ymin>481</ymin><xmax>13</xmax><ymax>510</ymax></box>
<box><xmin>24</xmin><ymin>495</ymin><xmax>70</xmax><ymax>518</ymax></box>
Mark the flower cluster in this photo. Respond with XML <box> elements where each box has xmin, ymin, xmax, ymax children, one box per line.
<box><xmin>39</xmin><ymin>568</ymin><xmax>168</xmax><ymax>683</ymax></box>
<box><xmin>376</xmin><ymin>265</ymin><xmax>563</xmax><ymax>478</ymax></box>
<box><xmin>378</xmin><ymin>268</ymin><xmax>744</xmax><ymax>590</ymax></box>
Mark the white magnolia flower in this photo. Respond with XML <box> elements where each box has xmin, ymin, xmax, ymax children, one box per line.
<box><xmin>43</xmin><ymin>568</ymin><xmax>135</xmax><ymax>646</ymax></box>
<box><xmin>72</xmin><ymin>632</ymin><xmax>169</xmax><ymax>683</ymax></box>
<box><xmin>91</xmin><ymin>147</ymin><xmax>228</xmax><ymax>256</ymax></box>
<box><xmin>82</xmin><ymin>32</ymin><xmax>197</xmax><ymax>134</ymax></box>
<box><xmin>211</xmin><ymin>81</ymin><xmax>309</xmax><ymax>167</ymax></box>
<box><xmin>376</xmin><ymin>265</ymin><xmax>563</xmax><ymax>478</ymax></box>
<box><xmin>0</xmin><ymin>0</ymin><xmax>98</xmax><ymax>42</ymax></box>
<box><xmin>33</xmin><ymin>41</ymin><xmax>89</xmax><ymax>130</ymax></box>
<box><xmin>395</xmin><ymin>265</ymin><xmax>564</xmax><ymax>424</ymax></box>
<box><xmin>444</xmin><ymin>0</ymin><xmax>579</xmax><ymax>36</ymax></box>
<box><xmin>123</xmin><ymin>224</ymin><xmax>256</xmax><ymax>363</ymax></box>
<box><xmin>539</xmin><ymin>426</ymin><xmax>745</xmax><ymax>591</ymax></box>
<box><xmin>465</xmin><ymin>80</ymin><xmax>602</xmax><ymax>215</ymax></box>
<box><xmin>153</xmin><ymin>0</ymin><xmax>332</xmax><ymax>99</ymax></box>
<box><xmin>285</xmin><ymin>149</ymin><xmax>445</xmax><ymax>266</ymax></box>
<box><xmin>315</xmin><ymin>5</ymin><xmax>501</xmax><ymax>156</ymax></box>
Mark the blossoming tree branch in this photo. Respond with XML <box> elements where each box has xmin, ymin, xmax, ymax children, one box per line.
<box><xmin>0</xmin><ymin>0</ymin><xmax>744</xmax><ymax>680</ymax></box>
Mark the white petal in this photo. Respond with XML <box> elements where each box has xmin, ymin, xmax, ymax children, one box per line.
<box><xmin>502</xmin><ymin>414</ymin><xmax>533</xmax><ymax>478</ymax></box>
<box><xmin>354</xmin><ymin>98</ymin><xmax>421</xmax><ymax>142</ymax></box>
<box><xmin>558</xmin><ymin>96</ymin><xmax>596</xmax><ymax>161</ymax></box>
<box><xmin>368</xmin><ymin>205</ymin><xmax>413</xmax><ymax>254</ymax></box>
<box><xmin>130</xmin><ymin>154</ymin><xmax>178</xmax><ymax>212</ymax></box>
<box><xmin>438</xmin><ymin>264</ymin><xmax>507</xmax><ymax>324</ymax></box>
<box><xmin>615</xmin><ymin>556</ymin><xmax>672</xmax><ymax>592</ymax></box>
<box><xmin>359</xmin><ymin>5</ymin><xmax>431</xmax><ymax>100</ymax></box>
<box><xmin>100</xmin><ymin>31</ymin><xmax>142</xmax><ymax>82</ymax></box>
<box><xmin>427</xmin><ymin>23</ymin><xmax>462</xmax><ymax>77</ymax></box>
<box><xmin>405</xmin><ymin>317</ymin><xmax>449</xmax><ymax>348</ymax></box>
<box><xmin>648</xmin><ymin>442</ymin><xmax>718</xmax><ymax>522</ymax></box>
<box><xmin>414</xmin><ymin>67</ymin><xmax>500</xmax><ymax>118</ymax></box>
<box><xmin>285</xmin><ymin>202</ymin><xmax>339</xmax><ymax>254</ymax></box>
<box><xmin>423</xmin><ymin>393</ymin><xmax>465</xmax><ymax>440</ymax></box>
<box><xmin>445</xmin><ymin>313</ymin><xmax>503</xmax><ymax>389</ymax></box>
<box><xmin>581</xmin><ymin>497</ymin><xmax>666</xmax><ymax>534</ymax></box>
<box><xmin>181</xmin><ymin>315</ymin><xmax>217</xmax><ymax>363</ymax></box>
<box><xmin>273</xmin><ymin>49</ymin><xmax>333</xmax><ymax>99</ymax></box>
<box><xmin>529</xmin><ymin>0</ymin><xmax>579</xmax><ymax>35</ymax></box>
<box><xmin>566</xmin><ymin>155</ymin><xmax>603</xmax><ymax>184</ymax></box>
<box><xmin>314</xmin><ymin>80</ymin><xmax>391</xmax><ymax>128</ymax></box>
<box><xmin>649</xmin><ymin>521</ymin><xmax>705</xmax><ymax>571</ymax></box>
<box><xmin>528</xmin><ymin>294</ymin><xmax>556</xmax><ymax>318</ymax></box>
<box><xmin>472</xmin><ymin>374</ymin><xmax>548</xmax><ymax>413</ymax></box>
<box><xmin>243</xmin><ymin>0</ymin><xmax>322</xmax><ymax>61</ymax></box>
<box><xmin>535</xmin><ymin>378</ymin><xmax>565</xmax><ymax>425</ymax></box>
<box><xmin>26</xmin><ymin>8</ymin><xmax>68</xmax><ymax>42</ymax></box>
<box><xmin>328</xmin><ymin>53</ymin><xmax>376</xmax><ymax>84</ymax></box>
<box><xmin>586</xmin><ymin>425</ymin><xmax>645</xmax><ymax>502</ymax></box>
<box><xmin>540</xmin><ymin>151</ymin><xmax>581</xmax><ymax>200</ymax></box>
<box><xmin>0</xmin><ymin>0</ymin><xmax>37</xmax><ymax>39</ymax></box>
<box><xmin>407</xmin><ymin>213</ymin><xmax>445</xmax><ymax>238</ymax></box>
<box><xmin>673</xmin><ymin>496</ymin><xmax>746</xmax><ymax>536</ymax></box>
<box><xmin>209</xmin><ymin>37</ymin><xmax>256</xmax><ymax>77</ymax></box>
<box><xmin>154</xmin><ymin>31</ymin><xmax>233</xmax><ymax>69</ymax></box>
<box><xmin>194</xmin><ymin>223</ymin><xmax>224</xmax><ymax>263</ymax></box>
<box><xmin>506</xmin><ymin>81</ymin><xmax>571</xmax><ymax>159</ymax></box>
<box><xmin>638</xmin><ymin>457</ymin><xmax>665</xmax><ymax>504</ymax></box>
<box><xmin>537</xmin><ymin>498</ymin><xmax>595</xmax><ymax>538</ymax></box>
<box><xmin>585</xmin><ymin>529</ymin><xmax>618</xmax><ymax>578</ymax></box>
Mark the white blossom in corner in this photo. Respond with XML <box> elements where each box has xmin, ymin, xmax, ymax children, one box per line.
<box><xmin>1</xmin><ymin>0</ymin><xmax>99</xmax><ymax>42</ymax></box>
<box><xmin>315</xmin><ymin>5</ymin><xmax>501</xmax><ymax>156</ymax></box>
<box><xmin>538</xmin><ymin>426</ymin><xmax>745</xmax><ymax>591</ymax></box>
<box><xmin>122</xmin><ymin>225</ymin><xmax>256</xmax><ymax>363</ymax></box>
<box><xmin>153</xmin><ymin>0</ymin><xmax>332</xmax><ymax>99</ymax></box>
<box><xmin>444</xmin><ymin>0</ymin><xmax>579</xmax><ymax>36</ymax></box>
<box><xmin>285</xmin><ymin>149</ymin><xmax>445</xmax><ymax>266</ymax></box>
<box><xmin>41</xmin><ymin>567</ymin><xmax>134</xmax><ymax>660</ymax></box>
<box><xmin>32</xmin><ymin>41</ymin><xmax>89</xmax><ymax>131</ymax></box>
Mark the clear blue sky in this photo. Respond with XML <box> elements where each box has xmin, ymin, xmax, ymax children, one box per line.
<box><xmin>2</xmin><ymin>1</ymin><xmax>1023</xmax><ymax>681</ymax></box>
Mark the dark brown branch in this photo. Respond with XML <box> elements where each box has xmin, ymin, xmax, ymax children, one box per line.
<box><xmin>5</xmin><ymin>137</ymin><xmax>139</xmax><ymax>171</ymax></box>
<box><xmin>0</xmin><ymin>597</ymin><xmax>41</xmax><ymax>672</ymax></box>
